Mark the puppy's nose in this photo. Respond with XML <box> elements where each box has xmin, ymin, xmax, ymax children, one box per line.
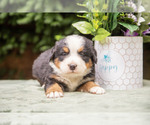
<box><xmin>68</xmin><ymin>64</ymin><xmax>77</xmax><ymax>71</ymax></box>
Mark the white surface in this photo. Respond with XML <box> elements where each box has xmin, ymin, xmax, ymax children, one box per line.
<box><xmin>0</xmin><ymin>80</ymin><xmax>150</xmax><ymax>125</ymax></box>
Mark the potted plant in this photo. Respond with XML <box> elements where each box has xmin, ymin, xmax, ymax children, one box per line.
<box><xmin>72</xmin><ymin>0</ymin><xmax>146</xmax><ymax>90</ymax></box>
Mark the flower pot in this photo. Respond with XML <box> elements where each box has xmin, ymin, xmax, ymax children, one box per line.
<box><xmin>94</xmin><ymin>37</ymin><xmax>143</xmax><ymax>90</ymax></box>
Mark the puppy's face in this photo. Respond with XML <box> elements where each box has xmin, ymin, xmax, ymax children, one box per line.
<box><xmin>50</xmin><ymin>35</ymin><xmax>97</xmax><ymax>76</ymax></box>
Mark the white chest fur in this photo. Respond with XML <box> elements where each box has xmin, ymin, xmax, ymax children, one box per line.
<box><xmin>60</xmin><ymin>75</ymin><xmax>83</xmax><ymax>91</ymax></box>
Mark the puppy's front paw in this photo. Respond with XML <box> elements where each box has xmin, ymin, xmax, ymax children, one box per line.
<box><xmin>46</xmin><ymin>83</ymin><xmax>64</xmax><ymax>98</ymax></box>
<box><xmin>46</xmin><ymin>91</ymin><xmax>63</xmax><ymax>98</ymax></box>
<box><xmin>89</xmin><ymin>86</ymin><xmax>105</xmax><ymax>94</ymax></box>
<box><xmin>77</xmin><ymin>81</ymin><xmax>105</xmax><ymax>95</ymax></box>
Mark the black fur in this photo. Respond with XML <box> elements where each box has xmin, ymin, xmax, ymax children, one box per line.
<box><xmin>83</xmin><ymin>37</ymin><xmax>97</xmax><ymax>64</ymax></box>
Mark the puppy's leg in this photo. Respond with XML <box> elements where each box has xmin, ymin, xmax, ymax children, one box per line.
<box><xmin>45</xmin><ymin>82</ymin><xmax>64</xmax><ymax>98</ymax></box>
<box><xmin>77</xmin><ymin>81</ymin><xmax>105</xmax><ymax>94</ymax></box>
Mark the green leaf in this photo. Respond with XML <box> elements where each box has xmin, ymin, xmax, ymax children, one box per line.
<box><xmin>72</xmin><ymin>21</ymin><xmax>93</xmax><ymax>34</ymax></box>
<box><xmin>0</xmin><ymin>13</ymin><xmax>8</xmax><ymax>19</ymax></box>
<box><xmin>109</xmin><ymin>0</ymin><xmax>120</xmax><ymax>12</ymax></box>
<box><xmin>110</xmin><ymin>13</ymin><xmax>119</xmax><ymax>31</ymax></box>
<box><xmin>40</xmin><ymin>46</ymin><xmax>50</xmax><ymax>51</ymax></box>
<box><xmin>55</xmin><ymin>35</ymin><xmax>65</xmax><ymax>41</ymax></box>
<box><xmin>17</xmin><ymin>17</ymin><xmax>31</xmax><ymax>24</ymax></box>
<box><xmin>94</xmin><ymin>28</ymin><xmax>111</xmax><ymax>42</ymax></box>
<box><xmin>119</xmin><ymin>22</ymin><xmax>139</xmax><ymax>33</ymax></box>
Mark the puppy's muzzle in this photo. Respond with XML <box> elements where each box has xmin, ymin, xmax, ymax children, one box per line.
<box><xmin>68</xmin><ymin>64</ymin><xmax>77</xmax><ymax>71</ymax></box>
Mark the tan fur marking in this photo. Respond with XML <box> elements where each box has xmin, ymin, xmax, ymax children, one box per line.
<box><xmin>86</xmin><ymin>59</ymin><xmax>92</xmax><ymax>68</ymax></box>
<box><xmin>50</xmin><ymin>74</ymin><xmax>58</xmax><ymax>79</ymax></box>
<box><xmin>77</xmin><ymin>81</ymin><xmax>99</xmax><ymax>92</ymax></box>
<box><xmin>63</xmin><ymin>47</ymin><xmax>69</xmax><ymax>53</ymax></box>
<box><xmin>78</xmin><ymin>46</ymin><xmax>84</xmax><ymax>53</ymax></box>
<box><xmin>46</xmin><ymin>83</ymin><xmax>63</xmax><ymax>95</ymax></box>
<box><xmin>54</xmin><ymin>58</ymin><xmax>60</xmax><ymax>68</ymax></box>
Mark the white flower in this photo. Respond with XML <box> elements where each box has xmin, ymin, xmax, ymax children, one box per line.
<box><xmin>127</xmin><ymin>2</ymin><xmax>145</xmax><ymax>13</ymax></box>
<box><xmin>137</xmin><ymin>17</ymin><xmax>145</xmax><ymax>26</ymax></box>
<box><xmin>138</xmin><ymin>5</ymin><xmax>145</xmax><ymax>13</ymax></box>
<box><xmin>127</xmin><ymin>1</ymin><xmax>137</xmax><ymax>12</ymax></box>
<box><xmin>127</xmin><ymin>14</ymin><xmax>137</xmax><ymax>22</ymax></box>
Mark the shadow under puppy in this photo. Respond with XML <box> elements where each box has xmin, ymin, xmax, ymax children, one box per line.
<box><xmin>32</xmin><ymin>35</ymin><xmax>105</xmax><ymax>98</ymax></box>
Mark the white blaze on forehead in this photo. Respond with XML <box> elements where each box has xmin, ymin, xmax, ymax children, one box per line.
<box><xmin>65</xmin><ymin>35</ymin><xmax>85</xmax><ymax>52</ymax></box>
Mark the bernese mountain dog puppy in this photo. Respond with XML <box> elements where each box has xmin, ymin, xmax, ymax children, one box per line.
<box><xmin>32</xmin><ymin>35</ymin><xmax>105</xmax><ymax>98</ymax></box>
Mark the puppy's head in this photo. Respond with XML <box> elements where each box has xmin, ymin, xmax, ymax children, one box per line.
<box><xmin>49</xmin><ymin>35</ymin><xmax>97</xmax><ymax>76</ymax></box>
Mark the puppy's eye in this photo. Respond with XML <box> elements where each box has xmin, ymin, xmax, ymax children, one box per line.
<box><xmin>79</xmin><ymin>51</ymin><xmax>85</xmax><ymax>56</ymax></box>
<box><xmin>61</xmin><ymin>52</ymin><xmax>68</xmax><ymax>56</ymax></box>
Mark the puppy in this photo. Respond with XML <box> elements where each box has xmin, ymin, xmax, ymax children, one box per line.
<box><xmin>32</xmin><ymin>35</ymin><xmax>105</xmax><ymax>98</ymax></box>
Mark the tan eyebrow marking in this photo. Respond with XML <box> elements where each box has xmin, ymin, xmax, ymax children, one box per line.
<box><xmin>85</xmin><ymin>59</ymin><xmax>93</xmax><ymax>69</ymax></box>
<box><xmin>78</xmin><ymin>46</ymin><xmax>84</xmax><ymax>53</ymax></box>
<box><xmin>63</xmin><ymin>47</ymin><xmax>69</xmax><ymax>53</ymax></box>
<box><xmin>54</xmin><ymin>58</ymin><xmax>60</xmax><ymax>69</ymax></box>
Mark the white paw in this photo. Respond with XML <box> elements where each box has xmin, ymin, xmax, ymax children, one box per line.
<box><xmin>89</xmin><ymin>86</ymin><xmax>105</xmax><ymax>94</ymax></box>
<box><xmin>46</xmin><ymin>91</ymin><xmax>64</xmax><ymax>98</ymax></box>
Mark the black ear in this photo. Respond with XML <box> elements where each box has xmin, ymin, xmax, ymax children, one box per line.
<box><xmin>92</xmin><ymin>47</ymin><xmax>97</xmax><ymax>64</ymax></box>
<box><xmin>49</xmin><ymin>46</ymin><xmax>57</xmax><ymax>62</ymax></box>
<box><xmin>49</xmin><ymin>38</ymin><xmax>66</xmax><ymax>62</ymax></box>
<box><xmin>84</xmin><ymin>37</ymin><xmax>97</xmax><ymax>64</ymax></box>
<box><xmin>49</xmin><ymin>40</ymin><xmax>60</xmax><ymax>62</ymax></box>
